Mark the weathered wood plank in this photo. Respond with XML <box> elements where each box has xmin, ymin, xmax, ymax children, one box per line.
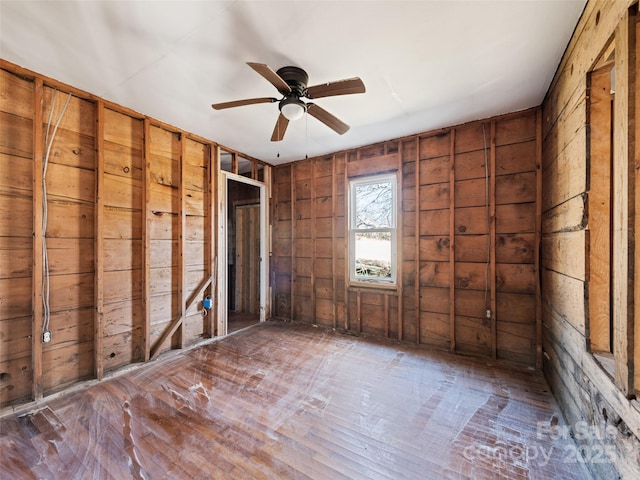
<box><xmin>419</xmin><ymin>131</ymin><xmax>451</xmax><ymax>159</ymax></box>
<box><xmin>542</xmin><ymin>127</ymin><xmax>587</xmax><ymax>212</ymax></box>
<box><xmin>419</xmin><ymin>286</ymin><xmax>449</xmax><ymax>314</ymax></box>
<box><xmin>587</xmin><ymin>65</ymin><xmax>613</xmax><ymax>353</ymax></box>
<box><xmin>0</xmin><ymin>236</ymin><xmax>32</xmax><ymax>278</ymax></box>
<box><xmin>44</xmin><ymin>238</ymin><xmax>94</xmax><ymax>275</ymax></box>
<box><xmin>454</xmin><ymin>123</ymin><xmax>486</xmax><ymax>154</ymax></box>
<box><xmin>541</xmin><ymin>194</ymin><xmax>587</xmax><ymax>234</ymax></box>
<box><xmin>103</xmin><ymin>173</ymin><xmax>142</xmax><ymax>210</ymax></box>
<box><xmin>0</xmin><ymin>111</ymin><xmax>32</xmax><ymax>158</ymax></box>
<box><xmin>0</xmin><ymin>316</ymin><xmax>31</xmax><ymax>362</ymax></box>
<box><xmin>541</xmin><ymin>230</ymin><xmax>587</xmax><ymax>281</ymax></box>
<box><xmin>103</xmin><ymin>207</ymin><xmax>141</xmax><ymax>240</ymax></box>
<box><xmin>42</xmin><ymin>340</ymin><xmax>93</xmax><ymax>395</ymax></box>
<box><xmin>612</xmin><ymin>13</ymin><xmax>631</xmax><ymax>393</ymax></box>
<box><xmin>495</xmin><ymin>108</ymin><xmax>537</xmax><ymax>146</ymax></box>
<box><xmin>0</xmin><ymin>68</ymin><xmax>34</xmax><ymax>118</ymax></box>
<box><xmin>0</xmin><ymin>153</ymin><xmax>32</xmax><ymax>194</ymax></box>
<box><xmin>0</xmin><ymin>273</ymin><xmax>32</xmax><ymax>319</ymax></box>
<box><xmin>0</xmin><ymin>355</ymin><xmax>32</xmax><ymax>405</ymax></box>
<box><xmin>455</xmin><ymin>315</ymin><xmax>490</xmax><ymax>356</ymax></box>
<box><xmin>535</xmin><ymin>109</ymin><xmax>543</xmax><ymax>369</ymax></box>
<box><xmin>0</xmin><ymin>193</ymin><xmax>32</xmax><ymax>237</ymax></box>
<box><xmin>43</xmin><ymin>87</ymin><xmax>95</xmax><ymax>137</ymax></box>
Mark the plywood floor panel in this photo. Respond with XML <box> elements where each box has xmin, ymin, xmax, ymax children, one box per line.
<box><xmin>1</xmin><ymin>321</ymin><xmax>591</xmax><ymax>479</ymax></box>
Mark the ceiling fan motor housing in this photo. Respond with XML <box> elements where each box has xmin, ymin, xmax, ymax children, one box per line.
<box><xmin>276</xmin><ymin>66</ymin><xmax>309</xmax><ymax>97</ymax></box>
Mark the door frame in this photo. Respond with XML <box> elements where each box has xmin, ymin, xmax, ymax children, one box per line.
<box><xmin>217</xmin><ymin>171</ymin><xmax>268</xmax><ymax>336</ymax></box>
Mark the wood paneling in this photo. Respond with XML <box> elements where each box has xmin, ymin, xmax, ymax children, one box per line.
<box><xmin>38</xmin><ymin>87</ymin><xmax>96</xmax><ymax>397</ymax></box>
<box><xmin>541</xmin><ymin>2</ymin><xmax>640</xmax><ymax>479</ymax></box>
<box><xmin>272</xmin><ymin>108</ymin><xmax>540</xmax><ymax>366</ymax></box>
<box><xmin>0</xmin><ymin>70</ymin><xmax>35</xmax><ymax>405</ymax></box>
<box><xmin>0</xmin><ymin>60</ymin><xmax>269</xmax><ymax>410</ymax></box>
<box><xmin>102</xmin><ymin>108</ymin><xmax>144</xmax><ymax>372</ymax></box>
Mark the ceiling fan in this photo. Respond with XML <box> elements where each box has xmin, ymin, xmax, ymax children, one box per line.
<box><xmin>212</xmin><ymin>62</ymin><xmax>365</xmax><ymax>141</ymax></box>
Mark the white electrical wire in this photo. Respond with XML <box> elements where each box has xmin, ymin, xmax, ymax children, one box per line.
<box><xmin>42</xmin><ymin>90</ymin><xmax>72</xmax><ymax>335</ymax></box>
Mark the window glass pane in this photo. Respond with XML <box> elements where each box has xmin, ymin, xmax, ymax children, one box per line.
<box><xmin>355</xmin><ymin>181</ymin><xmax>393</xmax><ymax>228</ymax></box>
<box><xmin>220</xmin><ymin>150</ymin><xmax>233</xmax><ymax>172</ymax></box>
<box><xmin>354</xmin><ymin>232</ymin><xmax>391</xmax><ymax>280</ymax></box>
<box><xmin>238</xmin><ymin>156</ymin><xmax>253</xmax><ymax>177</ymax></box>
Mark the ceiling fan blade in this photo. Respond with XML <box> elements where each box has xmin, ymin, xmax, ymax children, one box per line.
<box><xmin>271</xmin><ymin>113</ymin><xmax>290</xmax><ymax>142</ymax></box>
<box><xmin>212</xmin><ymin>97</ymin><xmax>277</xmax><ymax>110</ymax></box>
<box><xmin>307</xmin><ymin>104</ymin><xmax>350</xmax><ymax>135</ymax></box>
<box><xmin>305</xmin><ymin>77</ymin><xmax>365</xmax><ymax>99</ymax></box>
<box><xmin>247</xmin><ymin>62</ymin><xmax>292</xmax><ymax>94</ymax></box>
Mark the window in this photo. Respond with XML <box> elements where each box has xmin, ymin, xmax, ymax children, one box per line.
<box><xmin>587</xmin><ymin>7</ymin><xmax>639</xmax><ymax>396</ymax></box>
<box><xmin>587</xmin><ymin>54</ymin><xmax>614</xmax><ymax>362</ymax></box>
<box><xmin>348</xmin><ymin>174</ymin><xmax>397</xmax><ymax>285</ymax></box>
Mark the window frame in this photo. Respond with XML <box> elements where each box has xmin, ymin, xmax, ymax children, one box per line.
<box><xmin>348</xmin><ymin>173</ymin><xmax>398</xmax><ymax>286</ymax></box>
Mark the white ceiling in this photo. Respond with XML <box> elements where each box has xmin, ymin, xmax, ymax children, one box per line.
<box><xmin>1</xmin><ymin>0</ymin><xmax>586</xmax><ymax>165</ymax></box>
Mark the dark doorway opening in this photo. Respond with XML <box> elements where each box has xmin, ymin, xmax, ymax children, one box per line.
<box><xmin>227</xmin><ymin>179</ymin><xmax>261</xmax><ymax>333</ymax></box>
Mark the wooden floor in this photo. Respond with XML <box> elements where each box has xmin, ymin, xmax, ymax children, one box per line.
<box><xmin>228</xmin><ymin>311</ymin><xmax>260</xmax><ymax>333</ymax></box>
<box><xmin>1</xmin><ymin>321</ymin><xmax>592</xmax><ymax>480</ymax></box>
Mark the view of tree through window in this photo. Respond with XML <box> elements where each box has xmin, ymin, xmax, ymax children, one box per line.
<box><xmin>350</xmin><ymin>175</ymin><xmax>396</xmax><ymax>284</ymax></box>
<box><xmin>355</xmin><ymin>182</ymin><xmax>393</xmax><ymax>228</ymax></box>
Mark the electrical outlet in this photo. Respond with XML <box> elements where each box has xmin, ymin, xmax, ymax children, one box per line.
<box><xmin>486</xmin><ymin>309</ymin><xmax>492</xmax><ymax>319</ymax></box>
<box><xmin>43</xmin><ymin>331</ymin><xmax>52</xmax><ymax>343</ymax></box>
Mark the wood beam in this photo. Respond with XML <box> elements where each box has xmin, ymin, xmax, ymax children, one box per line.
<box><xmin>311</xmin><ymin>159</ymin><xmax>317</xmax><ymax>324</ymax></box>
<box><xmin>343</xmin><ymin>156</ymin><xmax>350</xmax><ymax>331</ymax></box>
<box><xmin>142</xmin><ymin>119</ymin><xmax>151</xmax><ymax>361</ymax></box>
<box><xmin>396</xmin><ymin>147</ymin><xmax>403</xmax><ymax>342</ymax></box>
<box><xmin>449</xmin><ymin>130</ymin><xmax>456</xmax><ymax>352</ymax></box>
<box><xmin>415</xmin><ymin>138</ymin><xmax>421</xmax><ymax>344</ymax></box>
<box><xmin>613</xmin><ymin>9</ymin><xmax>632</xmax><ymax>394</ymax></box>
<box><xmin>332</xmin><ymin>154</ymin><xmax>338</xmax><ymax>330</ymax></box>
<box><xmin>356</xmin><ymin>290</ymin><xmax>362</xmax><ymax>334</ymax></box>
<box><xmin>231</xmin><ymin>152</ymin><xmax>238</xmax><ymax>175</ymax></box>
<box><xmin>32</xmin><ymin>77</ymin><xmax>44</xmax><ymax>401</ymax></box>
<box><xmin>216</xmin><ymin>159</ymin><xmax>227</xmax><ymax>337</ymax></box>
<box><xmin>150</xmin><ymin>275</ymin><xmax>213</xmax><ymax>359</ymax></box>
<box><xmin>490</xmin><ymin>121</ymin><xmax>497</xmax><ymax>360</ymax></box>
<box><xmin>94</xmin><ymin>100</ymin><xmax>105</xmax><ymax>379</ymax></box>
<box><xmin>206</xmin><ymin>144</ymin><xmax>217</xmax><ymax>337</ymax></box>
<box><xmin>634</xmin><ymin>12</ymin><xmax>640</xmax><ymax>396</ymax></box>
<box><xmin>536</xmin><ymin>109</ymin><xmax>544</xmax><ymax>369</ymax></box>
<box><xmin>264</xmin><ymin>164</ymin><xmax>272</xmax><ymax>321</ymax></box>
<box><xmin>291</xmin><ymin>163</ymin><xmax>297</xmax><ymax>322</ymax></box>
<box><xmin>178</xmin><ymin>132</ymin><xmax>185</xmax><ymax>349</ymax></box>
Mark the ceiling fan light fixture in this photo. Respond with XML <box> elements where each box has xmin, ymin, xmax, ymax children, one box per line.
<box><xmin>280</xmin><ymin>97</ymin><xmax>306</xmax><ymax>121</ymax></box>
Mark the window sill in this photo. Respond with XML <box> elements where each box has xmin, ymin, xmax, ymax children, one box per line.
<box><xmin>592</xmin><ymin>352</ymin><xmax>615</xmax><ymax>380</ymax></box>
<box><xmin>347</xmin><ymin>281</ymin><xmax>399</xmax><ymax>292</ymax></box>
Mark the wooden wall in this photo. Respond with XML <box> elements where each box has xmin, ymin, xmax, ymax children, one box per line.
<box><xmin>0</xmin><ymin>60</ymin><xmax>267</xmax><ymax>408</ymax></box>
<box><xmin>541</xmin><ymin>0</ymin><xmax>640</xmax><ymax>478</ymax></box>
<box><xmin>272</xmin><ymin>107</ymin><xmax>541</xmax><ymax>367</ymax></box>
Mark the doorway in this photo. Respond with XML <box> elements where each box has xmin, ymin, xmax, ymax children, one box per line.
<box><xmin>218</xmin><ymin>172</ymin><xmax>267</xmax><ymax>335</ymax></box>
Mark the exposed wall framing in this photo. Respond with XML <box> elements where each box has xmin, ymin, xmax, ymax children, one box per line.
<box><xmin>272</xmin><ymin>108</ymin><xmax>541</xmax><ymax>367</ymax></box>
<box><xmin>541</xmin><ymin>1</ymin><xmax>640</xmax><ymax>478</ymax></box>
<box><xmin>0</xmin><ymin>60</ymin><xmax>268</xmax><ymax>409</ymax></box>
